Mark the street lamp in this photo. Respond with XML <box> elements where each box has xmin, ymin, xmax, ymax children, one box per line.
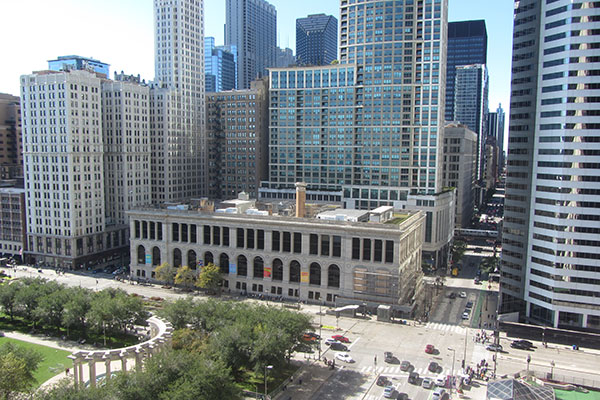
<box><xmin>264</xmin><ymin>365</ymin><xmax>273</xmax><ymax>399</ymax></box>
<box><xmin>448</xmin><ymin>347</ymin><xmax>456</xmax><ymax>397</ymax></box>
<box><xmin>550</xmin><ymin>360</ymin><xmax>555</xmax><ymax>381</ymax></box>
<box><xmin>318</xmin><ymin>302</ymin><xmax>323</xmax><ymax>360</ymax></box>
<box><xmin>526</xmin><ymin>355</ymin><xmax>531</xmax><ymax>375</ymax></box>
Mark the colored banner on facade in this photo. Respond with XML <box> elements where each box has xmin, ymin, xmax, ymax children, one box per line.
<box><xmin>145</xmin><ymin>254</ymin><xmax>151</xmax><ymax>265</ymax></box>
<box><xmin>198</xmin><ymin>259</ymin><xmax>203</xmax><ymax>267</ymax></box>
<box><xmin>264</xmin><ymin>266</ymin><xmax>272</xmax><ymax>278</ymax></box>
<box><xmin>300</xmin><ymin>271</ymin><xmax>309</xmax><ymax>283</ymax></box>
<box><xmin>229</xmin><ymin>263</ymin><xmax>236</xmax><ymax>275</ymax></box>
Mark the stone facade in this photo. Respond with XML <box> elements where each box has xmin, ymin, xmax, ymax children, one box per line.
<box><xmin>128</xmin><ymin>208</ymin><xmax>425</xmax><ymax>317</ymax></box>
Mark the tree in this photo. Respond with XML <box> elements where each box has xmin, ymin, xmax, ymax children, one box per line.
<box><xmin>62</xmin><ymin>287</ymin><xmax>92</xmax><ymax>336</ymax></box>
<box><xmin>0</xmin><ymin>342</ymin><xmax>44</xmax><ymax>399</ymax></box>
<box><xmin>0</xmin><ymin>282</ymin><xmax>19</xmax><ymax>321</ymax></box>
<box><xmin>480</xmin><ymin>256</ymin><xmax>498</xmax><ymax>274</ymax></box>
<box><xmin>174</xmin><ymin>266</ymin><xmax>195</xmax><ymax>289</ymax></box>
<box><xmin>154</xmin><ymin>263</ymin><xmax>176</xmax><ymax>285</ymax></box>
<box><xmin>195</xmin><ymin>263</ymin><xmax>221</xmax><ymax>295</ymax></box>
<box><xmin>451</xmin><ymin>240</ymin><xmax>467</xmax><ymax>264</ymax></box>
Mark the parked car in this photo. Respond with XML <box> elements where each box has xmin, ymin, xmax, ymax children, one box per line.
<box><xmin>331</xmin><ymin>334</ymin><xmax>350</xmax><ymax>343</ymax></box>
<box><xmin>462</xmin><ymin>312</ymin><xmax>470</xmax><ymax>320</ymax></box>
<box><xmin>422</xmin><ymin>377</ymin><xmax>434</xmax><ymax>389</ymax></box>
<box><xmin>408</xmin><ymin>371</ymin><xmax>419</xmax><ymax>384</ymax></box>
<box><xmin>330</xmin><ymin>342</ymin><xmax>348</xmax><ymax>351</ymax></box>
<box><xmin>383</xmin><ymin>386</ymin><xmax>395</xmax><ymax>398</ymax></box>
<box><xmin>459</xmin><ymin>291</ymin><xmax>467</xmax><ymax>298</ymax></box>
<box><xmin>448</xmin><ymin>292</ymin><xmax>456</xmax><ymax>299</ymax></box>
<box><xmin>335</xmin><ymin>352</ymin><xmax>354</xmax><ymax>363</ymax></box>
<box><xmin>486</xmin><ymin>344</ymin><xmax>503</xmax><ymax>352</ymax></box>
<box><xmin>465</xmin><ymin>301</ymin><xmax>473</xmax><ymax>309</ymax></box>
<box><xmin>400</xmin><ymin>360</ymin><xmax>411</xmax><ymax>371</ymax></box>
<box><xmin>510</xmin><ymin>341</ymin><xmax>530</xmax><ymax>350</ymax></box>
<box><xmin>428</xmin><ymin>361</ymin><xmax>439</xmax><ymax>373</ymax></box>
<box><xmin>396</xmin><ymin>393</ymin><xmax>408</xmax><ymax>400</ymax></box>
<box><xmin>325</xmin><ymin>338</ymin><xmax>340</xmax><ymax>346</ymax></box>
<box><xmin>435</xmin><ymin>374</ymin><xmax>447</xmax><ymax>387</ymax></box>
<box><xmin>301</xmin><ymin>334</ymin><xmax>317</xmax><ymax>343</ymax></box>
<box><xmin>425</xmin><ymin>344</ymin><xmax>435</xmax><ymax>354</ymax></box>
<box><xmin>513</xmin><ymin>339</ymin><xmax>533</xmax><ymax>348</ymax></box>
<box><xmin>303</xmin><ymin>332</ymin><xmax>320</xmax><ymax>339</ymax></box>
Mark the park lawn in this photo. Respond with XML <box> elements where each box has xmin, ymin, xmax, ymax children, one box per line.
<box><xmin>556</xmin><ymin>389</ymin><xmax>600</xmax><ymax>400</ymax></box>
<box><xmin>0</xmin><ymin>337</ymin><xmax>73</xmax><ymax>387</ymax></box>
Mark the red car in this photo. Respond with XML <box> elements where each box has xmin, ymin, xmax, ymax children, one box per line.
<box><xmin>332</xmin><ymin>335</ymin><xmax>350</xmax><ymax>343</ymax></box>
<box><xmin>425</xmin><ymin>344</ymin><xmax>435</xmax><ymax>354</ymax></box>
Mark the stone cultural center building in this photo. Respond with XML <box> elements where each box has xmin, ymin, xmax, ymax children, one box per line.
<box><xmin>128</xmin><ymin>197</ymin><xmax>425</xmax><ymax>317</ymax></box>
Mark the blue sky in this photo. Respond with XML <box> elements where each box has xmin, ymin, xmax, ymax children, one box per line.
<box><xmin>2</xmin><ymin>0</ymin><xmax>512</xmax><ymax>122</ymax></box>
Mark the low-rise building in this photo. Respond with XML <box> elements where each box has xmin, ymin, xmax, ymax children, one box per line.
<box><xmin>0</xmin><ymin>187</ymin><xmax>26</xmax><ymax>259</ymax></box>
<box><xmin>128</xmin><ymin>205</ymin><xmax>425</xmax><ymax>317</ymax></box>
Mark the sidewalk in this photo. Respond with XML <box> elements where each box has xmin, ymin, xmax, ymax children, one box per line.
<box><xmin>273</xmin><ymin>354</ymin><xmax>336</xmax><ymax>400</ymax></box>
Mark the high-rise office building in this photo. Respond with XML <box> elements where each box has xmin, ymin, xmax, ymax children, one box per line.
<box><xmin>225</xmin><ymin>0</ymin><xmax>277</xmax><ymax>90</ymax></box>
<box><xmin>445</xmin><ymin>20</ymin><xmax>487</xmax><ymax>122</ymax></box>
<box><xmin>204</xmin><ymin>37</ymin><xmax>236</xmax><ymax>92</ymax></box>
<box><xmin>276</xmin><ymin>47</ymin><xmax>295</xmax><ymax>68</ymax></box>
<box><xmin>262</xmin><ymin>0</ymin><xmax>454</xmax><ymax>269</ymax></box>
<box><xmin>102</xmin><ymin>73</ymin><xmax>151</xmax><ymax>225</ymax></box>
<box><xmin>443</xmin><ymin>123</ymin><xmax>477</xmax><ymax>228</ymax></box>
<box><xmin>20</xmin><ymin>69</ymin><xmax>130</xmax><ymax>269</ymax></box>
<box><xmin>487</xmin><ymin>103</ymin><xmax>506</xmax><ymax>174</ymax></box>
<box><xmin>0</xmin><ymin>93</ymin><xmax>22</xmax><ymax>179</ymax></box>
<box><xmin>296</xmin><ymin>13</ymin><xmax>338</xmax><ymax>66</ymax></box>
<box><xmin>152</xmin><ymin>0</ymin><xmax>205</xmax><ymax>202</ymax></box>
<box><xmin>453</xmin><ymin>63</ymin><xmax>488</xmax><ymax>180</ymax></box>
<box><xmin>48</xmin><ymin>55</ymin><xmax>110</xmax><ymax>77</ymax></box>
<box><xmin>206</xmin><ymin>79</ymin><xmax>269</xmax><ymax>200</ymax></box>
<box><xmin>500</xmin><ymin>0</ymin><xmax>600</xmax><ymax>331</ymax></box>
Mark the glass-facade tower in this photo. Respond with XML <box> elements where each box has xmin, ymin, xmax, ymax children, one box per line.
<box><xmin>296</xmin><ymin>14</ymin><xmax>338</xmax><ymax>66</ymax></box>
<box><xmin>445</xmin><ymin>20</ymin><xmax>487</xmax><ymax>122</ymax></box>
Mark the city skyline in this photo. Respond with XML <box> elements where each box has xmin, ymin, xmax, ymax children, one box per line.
<box><xmin>2</xmin><ymin>1</ymin><xmax>512</xmax><ymax>138</ymax></box>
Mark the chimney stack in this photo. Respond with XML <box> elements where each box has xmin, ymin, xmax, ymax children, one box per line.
<box><xmin>295</xmin><ymin>182</ymin><xmax>307</xmax><ymax>218</ymax></box>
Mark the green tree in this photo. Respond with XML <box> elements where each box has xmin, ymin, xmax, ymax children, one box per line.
<box><xmin>62</xmin><ymin>287</ymin><xmax>92</xmax><ymax>336</ymax></box>
<box><xmin>0</xmin><ymin>343</ymin><xmax>44</xmax><ymax>400</ymax></box>
<box><xmin>0</xmin><ymin>282</ymin><xmax>19</xmax><ymax>320</ymax></box>
<box><xmin>158</xmin><ymin>297</ymin><xmax>194</xmax><ymax>330</ymax></box>
<box><xmin>480</xmin><ymin>256</ymin><xmax>498</xmax><ymax>274</ymax></box>
<box><xmin>195</xmin><ymin>263</ymin><xmax>221</xmax><ymax>295</ymax></box>
<box><xmin>33</xmin><ymin>287</ymin><xmax>70</xmax><ymax>331</ymax></box>
<box><xmin>174</xmin><ymin>266</ymin><xmax>196</xmax><ymax>288</ymax></box>
<box><xmin>451</xmin><ymin>240</ymin><xmax>467</xmax><ymax>264</ymax></box>
<box><xmin>154</xmin><ymin>263</ymin><xmax>176</xmax><ymax>285</ymax></box>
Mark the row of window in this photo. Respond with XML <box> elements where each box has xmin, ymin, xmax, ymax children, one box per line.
<box><xmin>133</xmin><ymin>220</ymin><xmax>396</xmax><ymax>263</ymax></box>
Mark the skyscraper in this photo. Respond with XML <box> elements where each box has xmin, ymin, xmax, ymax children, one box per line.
<box><xmin>262</xmin><ymin>0</ymin><xmax>454</xmax><ymax>269</ymax></box>
<box><xmin>48</xmin><ymin>55</ymin><xmax>110</xmax><ymax>77</ymax></box>
<box><xmin>0</xmin><ymin>93</ymin><xmax>22</xmax><ymax>179</ymax></box>
<box><xmin>20</xmin><ymin>69</ymin><xmax>131</xmax><ymax>269</ymax></box>
<box><xmin>453</xmin><ymin>63</ymin><xmax>488</xmax><ymax>180</ymax></box>
<box><xmin>500</xmin><ymin>0</ymin><xmax>600</xmax><ymax>331</ymax></box>
<box><xmin>152</xmin><ymin>0</ymin><xmax>205</xmax><ymax>202</ymax></box>
<box><xmin>204</xmin><ymin>37</ymin><xmax>236</xmax><ymax>92</ymax></box>
<box><xmin>445</xmin><ymin>20</ymin><xmax>487</xmax><ymax>122</ymax></box>
<box><xmin>296</xmin><ymin>13</ymin><xmax>338</xmax><ymax>66</ymax></box>
<box><xmin>225</xmin><ymin>0</ymin><xmax>276</xmax><ymax>90</ymax></box>
<box><xmin>487</xmin><ymin>103</ymin><xmax>506</xmax><ymax>174</ymax></box>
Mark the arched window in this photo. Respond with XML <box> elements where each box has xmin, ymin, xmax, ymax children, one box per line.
<box><xmin>204</xmin><ymin>251</ymin><xmax>214</xmax><ymax>266</ymax></box>
<box><xmin>289</xmin><ymin>260</ymin><xmax>300</xmax><ymax>283</ymax></box>
<box><xmin>219</xmin><ymin>253</ymin><xmax>229</xmax><ymax>274</ymax></box>
<box><xmin>237</xmin><ymin>255</ymin><xmax>247</xmax><ymax>276</ymax></box>
<box><xmin>328</xmin><ymin>264</ymin><xmax>340</xmax><ymax>288</ymax></box>
<box><xmin>137</xmin><ymin>245</ymin><xmax>145</xmax><ymax>264</ymax></box>
<box><xmin>253</xmin><ymin>256</ymin><xmax>264</xmax><ymax>279</ymax></box>
<box><xmin>152</xmin><ymin>247</ymin><xmax>161</xmax><ymax>266</ymax></box>
<box><xmin>187</xmin><ymin>250</ymin><xmax>197</xmax><ymax>270</ymax></box>
<box><xmin>310</xmin><ymin>262</ymin><xmax>321</xmax><ymax>286</ymax></box>
<box><xmin>272</xmin><ymin>258</ymin><xmax>283</xmax><ymax>281</ymax></box>
<box><xmin>173</xmin><ymin>248</ymin><xmax>182</xmax><ymax>268</ymax></box>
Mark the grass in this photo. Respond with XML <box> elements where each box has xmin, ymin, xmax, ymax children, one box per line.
<box><xmin>0</xmin><ymin>337</ymin><xmax>73</xmax><ymax>387</ymax></box>
<box><xmin>555</xmin><ymin>389</ymin><xmax>600</xmax><ymax>400</ymax></box>
<box><xmin>385</xmin><ymin>213</ymin><xmax>411</xmax><ymax>225</ymax></box>
<box><xmin>0</xmin><ymin>313</ymin><xmax>139</xmax><ymax>349</ymax></box>
<box><xmin>237</xmin><ymin>363</ymin><xmax>300</xmax><ymax>394</ymax></box>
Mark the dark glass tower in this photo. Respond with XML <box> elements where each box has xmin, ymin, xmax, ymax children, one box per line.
<box><xmin>445</xmin><ymin>20</ymin><xmax>487</xmax><ymax>122</ymax></box>
<box><xmin>296</xmin><ymin>14</ymin><xmax>338</xmax><ymax>66</ymax></box>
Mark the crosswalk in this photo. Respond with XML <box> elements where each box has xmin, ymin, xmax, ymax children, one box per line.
<box><xmin>358</xmin><ymin>365</ymin><xmax>432</xmax><ymax>376</ymax></box>
<box><xmin>424</xmin><ymin>321</ymin><xmax>469</xmax><ymax>335</ymax></box>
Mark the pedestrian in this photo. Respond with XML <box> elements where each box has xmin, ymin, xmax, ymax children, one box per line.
<box><xmin>298</xmin><ymin>378</ymin><xmax>302</xmax><ymax>385</ymax></box>
<box><xmin>374</xmin><ymin>355</ymin><xmax>377</xmax><ymax>365</ymax></box>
